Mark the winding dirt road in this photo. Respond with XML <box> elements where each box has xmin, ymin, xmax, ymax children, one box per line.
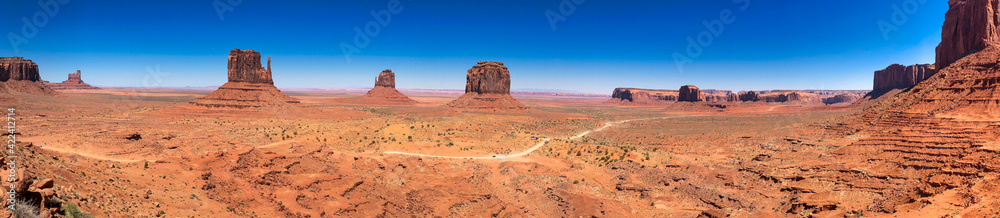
<box><xmin>383</xmin><ymin>115</ymin><xmax>689</xmax><ymax>160</ymax></box>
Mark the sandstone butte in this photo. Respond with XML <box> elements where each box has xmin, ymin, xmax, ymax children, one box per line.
<box><xmin>0</xmin><ymin>57</ymin><xmax>55</xmax><ymax>95</ymax></box>
<box><xmin>677</xmin><ymin>85</ymin><xmax>704</xmax><ymax>102</ymax></box>
<box><xmin>446</xmin><ymin>61</ymin><xmax>529</xmax><ymax>111</ymax></box>
<box><xmin>362</xmin><ymin>69</ymin><xmax>417</xmax><ymax>105</ymax></box>
<box><xmin>184</xmin><ymin>49</ymin><xmax>302</xmax><ymax>111</ymax></box>
<box><xmin>872</xmin><ymin>64</ymin><xmax>936</xmax><ymax>91</ymax></box>
<box><xmin>936</xmin><ymin>0</ymin><xmax>1000</xmax><ymax>70</ymax></box>
<box><xmin>47</xmin><ymin>70</ymin><xmax>100</xmax><ymax>90</ymax></box>
<box><xmin>608</xmin><ymin>87</ymin><xmax>679</xmax><ymax>103</ymax></box>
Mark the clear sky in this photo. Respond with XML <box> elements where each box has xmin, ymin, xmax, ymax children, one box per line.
<box><xmin>1</xmin><ymin>0</ymin><xmax>946</xmax><ymax>94</ymax></box>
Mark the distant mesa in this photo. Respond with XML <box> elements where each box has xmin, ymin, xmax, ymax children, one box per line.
<box><xmin>608</xmin><ymin>88</ymin><xmax>678</xmax><ymax>103</ymax></box>
<box><xmin>678</xmin><ymin>85</ymin><xmax>704</xmax><ymax>102</ymax></box>
<box><xmin>184</xmin><ymin>49</ymin><xmax>303</xmax><ymax>111</ymax></box>
<box><xmin>446</xmin><ymin>61</ymin><xmax>529</xmax><ymax>111</ymax></box>
<box><xmin>47</xmin><ymin>70</ymin><xmax>99</xmax><ymax>90</ymax></box>
<box><xmin>757</xmin><ymin>91</ymin><xmax>821</xmax><ymax>104</ymax></box>
<box><xmin>936</xmin><ymin>0</ymin><xmax>1000</xmax><ymax>70</ymax></box>
<box><xmin>361</xmin><ymin>69</ymin><xmax>417</xmax><ymax>105</ymax></box>
<box><xmin>737</xmin><ymin>91</ymin><xmax>760</xmax><ymax>102</ymax></box>
<box><xmin>873</xmin><ymin>64</ymin><xmax>936</xmax><ymax>91</ymax></box>
<box><xmin>0</xmin><ymin>57</ymin><xmax>55</xmax><ymax>95</ymax></box>
<box><xmin>822</xmin><ymin>93</ymin><xmax>861</xmax><ymax>105</ymax></box>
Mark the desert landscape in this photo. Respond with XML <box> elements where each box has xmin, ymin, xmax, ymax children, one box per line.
<box><xmin>1</xmin><ymin>0</ymin><xmax>999</xmax><ymax>217</ymax></box>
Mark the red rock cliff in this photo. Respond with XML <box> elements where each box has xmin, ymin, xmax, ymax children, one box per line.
<box><xmin>678</xmin><ymin>85</ymin><xmax>704</xmax><ymax>102</ymax></box>
<box><xmin>936</xmin><ymin>0</ymin><xmax>1000</xmax><ymax>69</ymax></box>
<box><xmin>375</xmin><ymin>69</ymin><xmax>395</xmax><ymax>88</ymax></box>
<box><xmin>0</xmin><ymin>57</ymin><xmax>41</xmax><ymax>82</ymax></box>
<box><xmin>227</xmin><ymin>49</ymin><xmax>273</xmax><ymax>84</ymax></box>
<box><xmin>465</xmin><ymin>61</ymin><xmax>511</xmax><ymax>95</ymax></box>
<box><xmin>873</xmin><ymin>64</ymin><xmax>937</xmax><ymax>91</ymax></box>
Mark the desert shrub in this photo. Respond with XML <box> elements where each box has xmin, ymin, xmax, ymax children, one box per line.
<box><xmin>63</xmin><ymin>202</ymin><xmax>94</xmax><ymax>218</ymax></box>
<box><xmin>12</xmin><ymin>199</ymin><xmax>39</xmax><ymax>218</ymax></box>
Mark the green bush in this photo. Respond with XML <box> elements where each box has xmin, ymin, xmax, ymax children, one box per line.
<box><xmin>64</xmin><ymin>202</ymin><xmax>94</xmax><ymax>218</ymax></box>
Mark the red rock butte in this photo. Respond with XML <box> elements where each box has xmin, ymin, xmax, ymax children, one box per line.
<box><xmin>361</xmin><ymin>69</ymin><xmax>417</xmax><ymax>105</ymax></box>
<box><xmin>48</xmin><ymin>70</ymin><xmax>100</xmax><ymax>90</ymax></box>
<box><xmin>873</xmin><ymin>64</ymin><xmax>936</xmax><ymax>91</ymax></box>
<box><xmin>0</xmin><ymin>57</ymin><xmax>55</xmax><ymax>95</ymax></box>
<box><xmin>185</xmin><ymin>49</ymin><xmax>302</xmax><ymax>111</ymax></box>
<box><xmin>936</xmin><ymin>0</ymin><xmax>1000</xmax><ymax>70</ymax></box>
<box><xmin>678</xmin><ymin>85</ymin><xmax>704</xmax><ymax>102</ymax></box>
<box><xmin>446</xmin><ymin>61</ymin><xmax>528</xmax><ymax>111</ymax></box>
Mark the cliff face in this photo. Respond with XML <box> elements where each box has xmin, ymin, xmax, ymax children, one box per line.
<box><xmin>936</xmin><ymin>0</ymin><xmax>1000</xmax><ymax>69</ymax></box>
<box><xmin>0</xmin><ymin>57</ymin><xmax>41</xmax><ymax>82</ymax></box>
<box><xmin>873</xmin><ymin>64</ymin><xmax>937</xmax><ymax>91</ymax></box>
<box><xmin>227</xmin><ymin>49</ymin><xmax>273</xmax><ymax>84</ymax></box>
<box><xmin>375</xmin><ymin>69</ymin><xmax>396</xmax><ymax>88</ymax></box>
<box><xmin>465</xmin><ymin>61</ymin><xmax>511</xmax><ymax>94</ymax></box>
<box><xmin>0</xmin><ymin>57</ymin><xmax>55</xmax><ymax>95</ymax></box>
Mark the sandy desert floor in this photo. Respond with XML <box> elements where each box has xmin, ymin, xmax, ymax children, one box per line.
<box><xmin>5</xmin><ymin>88</ymin><xmax>992</xmax><ymax>217</ymax></box>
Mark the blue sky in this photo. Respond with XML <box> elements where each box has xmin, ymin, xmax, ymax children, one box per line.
<box><xmin>1</xmin><ymin>0</ymin><xmax>946</xmax><ymax>94</ymax></box>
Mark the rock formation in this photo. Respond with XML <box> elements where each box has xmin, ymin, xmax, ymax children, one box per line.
<box><xmin>935</xmin><ymin>0</ymin><xmax>1000</xmax><ymax>69</ymax></box>
<box><xmin>678</xmin><ymin>85</ymin><xmax>704</xmax><ymax>102</ymax></box>
<box><xmin>47</xmin><ymin>70</ymin><xmax>99</xmax><ymax>90</ymax></box>
<box><xmin>793</xmin><ymin>2</ymin><xmax>1000</xmax><ymax>214</ymax></box>
<box><xmin>185</xmin><ymin>49</ymin><xmax>302</xmax><ymax>112</ymax></box>
<box><xmin>446</xmin><ymin>61</ymin><xmax>528</xmax><ymax>111</ymax></box>
<box><xmin>608</xmin><ymin>88</ymin><xmax>678</xmax><ymax>103</ymax></box>
<box><xmin>758</xmin><ymin>91</ymin><xmax>821</xmax><ymax>103</ymax></box>
<box><xmin>738</xmin><ymin>91</ymin><xmax>760</xmax><ymax>102</ymax></box>
<box><xmin>873</xmin><ymin>64</ymin><xmax>937</xmax><ymax>91</ymax></box>
<box><xmin>0</xmin><ymin>57</ymin><xmax>54</xmax><ymax>95</ymax></box>
<box><xmin>727</xmin><ymin>93</ymin><xmax>739</xmax><ymax>102</ymax></box>
<box><xmin>361</xmin><ymin>69</ymin><xmax>416</xmax><ymax>105</ymax></box>
<box><xmin>821</xmin><ymin>93</ymin><xmax>861</xmax><ymax>104</ymax></box>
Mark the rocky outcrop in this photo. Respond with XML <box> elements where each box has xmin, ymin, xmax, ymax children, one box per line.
<box><xmin>738</xmin><ymin>91</ymin><xmax>760</xmax><ymax>102</ymax></box>
<box><xmin>608</xmin><ymin>88</ymin><xmax>678</xmax><ymax>103</ymax></box>
<box><xmin>185</xmin><ymin>49</ymin><xmax>302</xmax><ymax>112</ymax></box>
<box><xmin>447</xmin><ymin>61</ymin><xmax>528</xmax><ymax>111</ymax></box>
<box><xmin>48</xmin><ymin>70</ymin><xmax>99</xmax><ymax>90</ymax></box>
<box><xmin>935</xmin><ymin>0</ymin><xmax>1000</xmax><ymax>69</ymax></box>
<box><xmin>464</xmin><ymin>61</ymin><xmax>511</xmax><ymax>94</ymax></box>
<box><xmin>873</xmin><ymin>64</ymin><xmax>937</xmax><ymax>91</ymax></box>
<box><xmin>821</xmin><ymin>93</ymin><xmax>861</xmax><ymax>104</ymax></box>
<box><xmin>362</xmin><ymin>69</ymin><xmax>416</xmax><ymax>105</ymax></box>
<box><xmin>374</xmin><ymin>69</ymin><xmax>395</xmax><ymax>88</ymax></box>
<box><xmin>727</xmin><ymin>93</ymin><xmax>739</xmax><ymax>102</ymax></box>
<box><xmin>759</xmin><ymin>91</ymin><xmax>821</xmax><ymax>103</ymax></box>
<box><xmin>227</xmin><ymin>48</ymin><xmax>273</xmax><ymax>84</ymax></box>
<box><xmin>0</xmin><ymin>57</ymin><xmax>54</xmax><ymax>95</ymax></box>
<box><xmin>678</xmin><ymin>85</ymin><xmax>703</xmax><ymax>102</ymax></box>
